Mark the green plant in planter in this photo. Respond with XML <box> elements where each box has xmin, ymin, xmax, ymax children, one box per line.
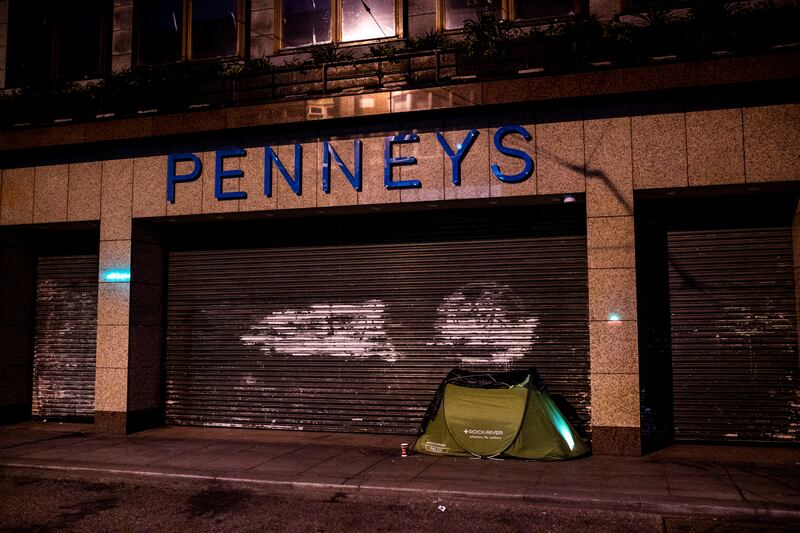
<box><xmin>221</xmin><ymin>62</ymin><xmax>245</xmax><ymax>78</ymax></box>
<box><xmin>407</xmin><ymin>30</ymin><xmax>455</xmax><ymax>51</ymax></box>
<box><xmin>603</xmin><ymin>21</ymin><xmax>639</xmax><ymax>66</ymax></box>
<box><xmin>560</xmin><ymin>14</ymin><xmax>606</xmax><ymax>68</ymax></box>
<box><xmin>98</xmin><ymin>66</ymin><xmax>158</xmax><ymax>114</ymax></box>
<box><xmin>5</xmin><ymin>79</ymin><xmax>98</xmax><ymax>125</ymax></box>
<box><xmin>310</xmin><ymin>43</ymin><xmax>355</xmax><ymax>64</ymax></box>
<box><xmin>462</xmin><ymin>8</ymin><xmax>515</xmax><ymax>62</ymax></box>
<box><xmin>366</xmin><ymin>42</ymin><xmax>402</xmax><ymax>59</ymax></box>
<box><xmin>634</xmin><ymin>8</ymin><xmax>684</xmax><ymax>59</ymax></box>
<box><xmin>684</xmin><ymin>0</ymin><xmax>744</xmax><ymax>55</ymax></box>
<box><xmin>96</xmin><ymin>60</ymin><xmax>225</xmax><ymax>116</ymax></box>
<box><xmin>727</xmin><ymin>0</ymin><xmax>800</xmax><ymax>53</ymax></box>
<box><xmin>244</xmin><ymin>56</ymin><xmax>275</xmax><ymax>74</ymax></box>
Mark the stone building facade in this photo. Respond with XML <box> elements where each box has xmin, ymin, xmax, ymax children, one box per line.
<box><xmin>0</xmin><ymin>0</ymin><xmax>798</xmax><ymax>455</ymax></box>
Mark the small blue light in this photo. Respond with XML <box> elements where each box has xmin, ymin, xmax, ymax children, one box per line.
<box><xmin>102</xmin><ymin>269</ymin><xmax>131</xmax><ymax>282</ymax></box>
<box><xmin>608</xmin><ymin>312</ymin><xmax>621</xmax><ymax>322</ymax></box>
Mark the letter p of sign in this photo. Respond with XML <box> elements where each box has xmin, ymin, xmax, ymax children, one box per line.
<box><xmin>167</xmin><ymin>153</ymin><xmax>202</xmax><ymax>203</ymax></box>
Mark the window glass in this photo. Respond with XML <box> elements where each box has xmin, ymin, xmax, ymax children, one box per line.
<box><xmin>341</xmin><ymin>0</ymin><xmax>396</xmax><ymax>42</ymax></box>
<box><xmin>444</xmin><ymin>0</ymin><xmax>500</xmax><ymax>30</ymax></box>
<box><xmin>138</xmin><ymin>0</ymin><xmax>183</xmax><ymax>64</ymax></box>
<box><xmin>282</xmin><ymin>0</ymin><xmax>332</xmax><ymax>48</ymax></box>
<box><xmin>6</xmin><ymin>0</ymin><xmax>52</xmax><ymax>86</ymax></box>
<box><xmin>191</xmin><ymin>0</ymin><xmax>240</xmax><ymax>59</ymax></box>
<box><xmin>56</xmin><ymin>0</ymin><xmax>106</xmax><ymax>79</ymax></box>
<box><xmin>514</xmin><ymin>0</ymin><xmax>574</xmax><ymax>19</ymax></box>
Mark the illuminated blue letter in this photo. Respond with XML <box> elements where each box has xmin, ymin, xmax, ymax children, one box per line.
<box><xmin>265</xmin><ymin>144</ymin><xmax>302</xmax><ymax>197</ymax></box>
<box><xmin>323</xmin><ymin>140</ymin><xmax>362</xmax><ymax>193</ymax></box>
<box><xmin>215</xmin><ymin>148</ymin><xmax>247</xmax><ymax>201</ymax></box>
<box><xmin>436</xmin><ymin>128</ymin><xmax>479</xmax><ymax>186</ymax></box>
<box><xmin>167</xmin><ymin>153</ymin><xmax>202</xmax><ymax>203</ymax></box>
<box><xmin>384</xmin><ymin>134</ymin><xmax>421</xmax><ymax>190</ymax></box>
<box><xmin>491</xmin><ymin>125</ymin><xmax>534</xmax><ymax>183</ymax></box>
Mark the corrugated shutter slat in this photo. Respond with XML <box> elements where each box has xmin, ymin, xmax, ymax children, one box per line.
<box><xmin>166</xmin><ymin>221</ymin><xmax>590</xmax><ymax>435</ymax></box>
<box><xmin>31</xmin><ymin>255</ymin><xmax>98</xmax><ymax>419</ymax></box>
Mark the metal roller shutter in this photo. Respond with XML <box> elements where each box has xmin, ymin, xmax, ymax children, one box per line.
<box><xmin>32</xmin><ymin>255</ymin><xmax>99</xmax><ymax>419</ymax></box>
<box><xmin>166</xmin><ymin>212</ymin><xmax>589</xmax><ymax>435</ymax></box>
<box><xmin>668</xmin><ymin>228</ymin><xmax>799</xmax><ymax>442</ymax></box>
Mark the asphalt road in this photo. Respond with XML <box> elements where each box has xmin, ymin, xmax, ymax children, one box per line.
<box><xmin>0</xmin><ymin>469</ymin><xmax>794</xmax><ymax>533</ymax></box>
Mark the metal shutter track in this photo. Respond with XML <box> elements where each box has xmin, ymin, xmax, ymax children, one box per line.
<box><xmin>167</xmin><ymin>229</ymin><xmax>589</xmax><ymax>435</ymax></box>
<box><xmin>668</xmin><ymin>228</ymin><xmax>799</xmax><ymax>442</ymax></box>
<box><xmin>32</xmin><ymin>255</ymin><xmax>98</xmax><ymax>419</ymax></box>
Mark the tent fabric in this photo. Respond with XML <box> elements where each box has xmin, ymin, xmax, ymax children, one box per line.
<box><xmin>413</xmin><ymin>369</ymin><xmax>589</xmax><ymax>460</ymax></box>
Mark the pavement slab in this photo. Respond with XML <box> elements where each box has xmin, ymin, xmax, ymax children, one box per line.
<box><xmin>0</xmin><ymin>421</ymin><xmax>798</xmax><ymax>523</ymax></box>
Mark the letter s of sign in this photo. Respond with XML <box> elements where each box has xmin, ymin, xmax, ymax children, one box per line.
<box><xmin>490</xmin><ymin>125</ymin><xmax>534</xmax><ymax>183</ymax></box>
<box><xmin>167</xmin><ymin>153</ymin><xmax>202</xmax><ymax>203</ymax></box>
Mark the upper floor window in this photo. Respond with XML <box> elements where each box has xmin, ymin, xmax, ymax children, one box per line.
<box><xmin>6</xmin><ymin>0</ymin><xmax>111</xmax><ymax>87</ymax></box>
<box><xmin>136</xmin><ymin>0</ymin><xmax>244</xmax><ymax>64</ymax></box>
<box><xmin>280</xmin><ymin>0</ymin><xmax>399</xmax><ymax>49</ymax></box>
<box><xmin>441</xmin><ymin>0</ymin><xmax>576</xmax><ymax>30</ymax></box>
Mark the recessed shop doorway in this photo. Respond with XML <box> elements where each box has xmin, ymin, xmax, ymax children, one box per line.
<box><xmin>163</xmin><ymin>203</ymin><xmax>591</xmax><ymax>435</ymax></box>
<box><xmin>637</xmin><ymin>188</ymin><xmax>800</xmax><ymax>447</ymax></box>
<box><xmin>0</xmin><ymin>225</ymin><xmax>99</xmax><ymax>424</ymax></box>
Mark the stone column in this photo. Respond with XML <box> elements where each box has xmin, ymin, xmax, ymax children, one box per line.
<box><xmin>251</xmin><ymin>0</ymin><xmax>275</xmax><ymax>58</ymax></box>
<box><xmin>584</xmin><ymin>109</ymin><xmax>641</xmax><ymax>456</ymax></box>
<box><xmin>95</xmin><ymin>158</ymin><xmax>164</xmax><ymax>433</ymax></box>
<box><xmin>111</xmin><ymin>0</ymin><xmax>133</xmax><ymax>72</ymax></box>
<box><xmin>408</xmin><ymin>0</ymin><xmax>436</xmax><ymax>37</ymax></box>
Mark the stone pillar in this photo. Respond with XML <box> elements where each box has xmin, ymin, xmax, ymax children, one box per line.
<box><xmin>0</xmin><ymin>0</ymin><xmax>8</xmax><ymax>88</ymax></box>
<box><xmin>408</xmin><ymin>0</ymin><xmax>436</xmax><ymax>38</ymax></box>
<box><xmin>0</xmin><ymin>232</ymin><xmax>35</xmax><ymax>424</ymax></box>
<box><xmin>111</xmin><ymin>0</ymin><xmax>133</xmax><ymax>72</ymax></box>
<box><xmin>95</xmin><ymin>159</ymin><xmax>164</xmax><ymax>433</ymax></box>
<box><xmin>584</xmin><ymin>109</ymin><xmax>642</xmax><ymax>456</ymax></box>
<box><xmin>251</xmin><ymin>0</ymin><xmax>275</xmax><ymax>58</ymax></box>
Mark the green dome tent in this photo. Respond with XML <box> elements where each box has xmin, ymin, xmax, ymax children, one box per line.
<box><xmin>413</xmin><ymin>369</ymin><xmax>589</xmax><ymax>460</ymax></box>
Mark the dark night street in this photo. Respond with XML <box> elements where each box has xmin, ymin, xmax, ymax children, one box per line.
<box><xmin>0</xmin><ymin>469</ymin><xmax>796</xmax><ymax>533</ymax></box>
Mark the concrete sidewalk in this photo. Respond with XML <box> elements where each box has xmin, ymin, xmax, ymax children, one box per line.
<box><xmin>1</xmin><ymin>422</ymin><xmax>798</xmax><ymax>521</ymax></box>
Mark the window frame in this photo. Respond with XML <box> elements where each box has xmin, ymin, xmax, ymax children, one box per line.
<box><xmin>275</xmin><ymin>0</ymin><xmax>404</xmax><ymax>52</ymax></box>
<box><xmin>436</xmin><ymin>0</ymin><xmax>581</xmax><ymax>32</ymax></box>
<box><xmin>134</xmin><ymin>0</ymin><xmax>247</xmax><ymax>65</ymax></box>
<box><xmin>6</xmin><ymin>0</ymin><xmax>112</xmax><ymax>87</ymax></box>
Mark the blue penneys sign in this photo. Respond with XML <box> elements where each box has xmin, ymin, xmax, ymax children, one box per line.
<box><xmin>167</xmin><ymin>125</ymin><xmax>534</xmax><ymax>203</ymax></box>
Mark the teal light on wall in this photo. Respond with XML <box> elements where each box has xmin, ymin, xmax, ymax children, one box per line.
<box><xmin>608</xmin><ymin>312</ymin><xmax>621</xmax><ymax>322</ymax></box>
<box><xmin>102</xmin><ymin>269</ymin><xmax>131</xmax><ymax>282</ymax></box>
